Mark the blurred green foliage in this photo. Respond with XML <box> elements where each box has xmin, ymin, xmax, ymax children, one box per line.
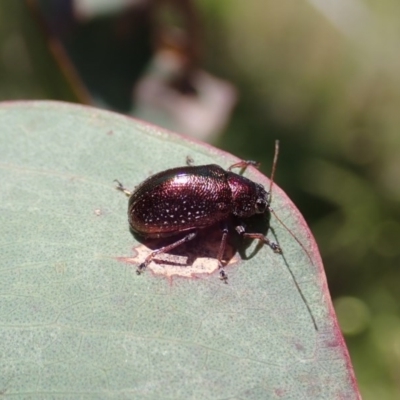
<box><xmin>0</xmin><ymin>2</ymin><xmax>82</xmax><ymax>102</ymax></box>
<box><xmin>1</xmin><ymin>1</ymin><xmax>399</xmax><ymax>398</ymax></box>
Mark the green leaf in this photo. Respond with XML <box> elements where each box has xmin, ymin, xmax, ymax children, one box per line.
<box><xmin>0</xmin><ymin>101</ymin><xmax>359</xmax><ymax>398</ymax></box>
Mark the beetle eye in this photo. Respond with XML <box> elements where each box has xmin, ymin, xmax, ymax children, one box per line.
<box><xmin>255</xmin><ymin>198</ymin><xmax>267</xmax><ymax>213</ymax></box>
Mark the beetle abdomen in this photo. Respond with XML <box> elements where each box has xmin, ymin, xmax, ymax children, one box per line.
<box><xmin>129</xmin><ymin>164</ymin><xmax>232</xmax><ymax>237</ymax></box>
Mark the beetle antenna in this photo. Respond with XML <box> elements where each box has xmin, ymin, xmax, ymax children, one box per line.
<box><xmin>267</xmin><ymin>140</ymin><xmax>314</xmax><ymax>265</ymax></box>
<box><xmin>270</xmin><ymin>208</ymin><xmax>317</xmax><ymax>330</ymax></box>
<box><xmin>270</xmin><ymin>208</ymin><xmax>314</xmax><ymax>267</ymax></box>
<box><xmin>267</xmin><ymin>140</ymin><xmax>317</xmax><ymax>330</ymax></box>
<box><xmin>268</xmin><ymin>140</ymin><xmax>279</xmax><ymax>204</ymax></box>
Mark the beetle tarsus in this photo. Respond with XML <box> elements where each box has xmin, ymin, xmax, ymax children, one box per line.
<box><xmin>219</xmin><ymin>269</ymin><xmax>228</xmax><ymax>283</ymax></box>
<box><xmin>136</xmin><ymin>263</ymin><xmax>146</xmax><ymax>275</ymax></box>
<box><xmin>186</xmin><ymin>155</ymin><xmax>194</xmax><ymax>166</ymax></box>
<box><xmin>271</xmin><ymin>242</ymin><xmax>282</xmax><ymax>254</ymax></box>
<box><xmin>114</xmin><ymin>179</ymin><xmax>132</xmax><ymax>197</ymax></box>
<box><xmin>218</xmin><ymin>258</ymin><xmax>228</xmax><ymax>283</ymax></box>
<box><xmin>228</xmin><ymin>160</ymin><xmax>260</xmax><ymax>172</ymax></box>
<box><xmin>240</xmin><ymin>231</ymin><xmax>283</xmax><ymax>255</ymax></box>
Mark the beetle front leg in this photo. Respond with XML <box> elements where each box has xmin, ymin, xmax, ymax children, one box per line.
<box><xmin>137</xmin><ymin>231</ymin><xmax>198</xmax><ymax>274</ymax></box>
<box><xmin>235</xmin><ymin>223</ymin><xmax>282</xmax><ymax>254</ymax></box>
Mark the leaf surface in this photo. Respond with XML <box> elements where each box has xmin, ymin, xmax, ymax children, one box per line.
<box><xmin>0</xmin><ymin>101</ymin><xmax>359</xmax><ymax>399</ymax></box>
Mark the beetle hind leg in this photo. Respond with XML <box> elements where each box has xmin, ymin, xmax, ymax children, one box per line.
<box><xmin>137</xmin><ymin>231</ymin><xmax>198</xmax><ymax>274</ymax></box>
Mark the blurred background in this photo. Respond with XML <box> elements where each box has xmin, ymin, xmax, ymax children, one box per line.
<box><xmin>1</xmin><ymin>1</ymin><xmax>399</xmax><ymax>398</ymax></box>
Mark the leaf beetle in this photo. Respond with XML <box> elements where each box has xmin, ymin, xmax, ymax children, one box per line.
<box><xmin>115</xmin><ymin>141</ymin><xmax>318</xmax><ymax>330</ymax></box>
<box><xmin>115</xmin><ymin>141</ymin><xmax>291</xmax><ymax>283</ymax></box>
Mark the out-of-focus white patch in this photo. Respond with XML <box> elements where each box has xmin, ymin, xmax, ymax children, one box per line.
<box><xmin>307</xmin><ymin>0</ymin><xmax>375</xmax><ymax>42</ymax></box>
<box><xmin>133</xmin><ymin>50</ymin><xmax>237</xmax><ymax>141</ymax></box>
<box><xmin>74</xmin><ymin>0</ymin><xmax>144</xmax><ymax>20</ymax></box>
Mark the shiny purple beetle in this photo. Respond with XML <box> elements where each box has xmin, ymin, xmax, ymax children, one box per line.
<box><xmin>115</xmin><ymin>145</ymin><xmax>282</xmax><ymax>283</ymax></box>
<box><xmin>115</xmin><ymin>143</ymin><xmax>319</xmax><ymax>331</ymax></box>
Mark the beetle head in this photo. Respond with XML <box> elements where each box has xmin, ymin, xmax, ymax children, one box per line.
<box><xmin>228</xmin><ymin>173</ymin><xmax>270</xmax><ymax>218</ymax></box>
<box><xmin>255</xmin><ymin>184</ymin><xmax>269</xmax><ymax>213</ymax></box>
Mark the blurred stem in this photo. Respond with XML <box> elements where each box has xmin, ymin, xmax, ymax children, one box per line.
<box><xmin>24</xmin><ymin>0</ymin><xmax>92</xmax><ymax>104</ymax></box>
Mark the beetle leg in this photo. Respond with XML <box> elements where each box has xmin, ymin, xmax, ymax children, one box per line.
<box><xmin>186</xmin><ymin>155</ymin><xmax>194</xmax><ymax>166</ymax></box>
<box><xmin>114</xmin><ymin>179</ymin><xmax>132</xmax><ymax>197</ymax></box>
<box><xmin>235</xmin><ymin>224</ymin><xmax>282</xmax><ymax>254</ymax></box>
<box><xmin>217</xmin><ymin>223</ymin><xmax>229</xmax><ymax>283</ymax></box>
<box><xmin>228</xmin><ymin>160</ymin><xmax>260</xmax><ymax>172</ymax></box>
<box><xmin>137</xmin><ymin>231</ymin><xmax>198</xmax><ymax>274</ymax></box>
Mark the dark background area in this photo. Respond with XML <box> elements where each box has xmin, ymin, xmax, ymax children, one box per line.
<box><xmin>1</xmin><ymin>1</ymin><xmax>399</xmax><ymax>398</ymax></box>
